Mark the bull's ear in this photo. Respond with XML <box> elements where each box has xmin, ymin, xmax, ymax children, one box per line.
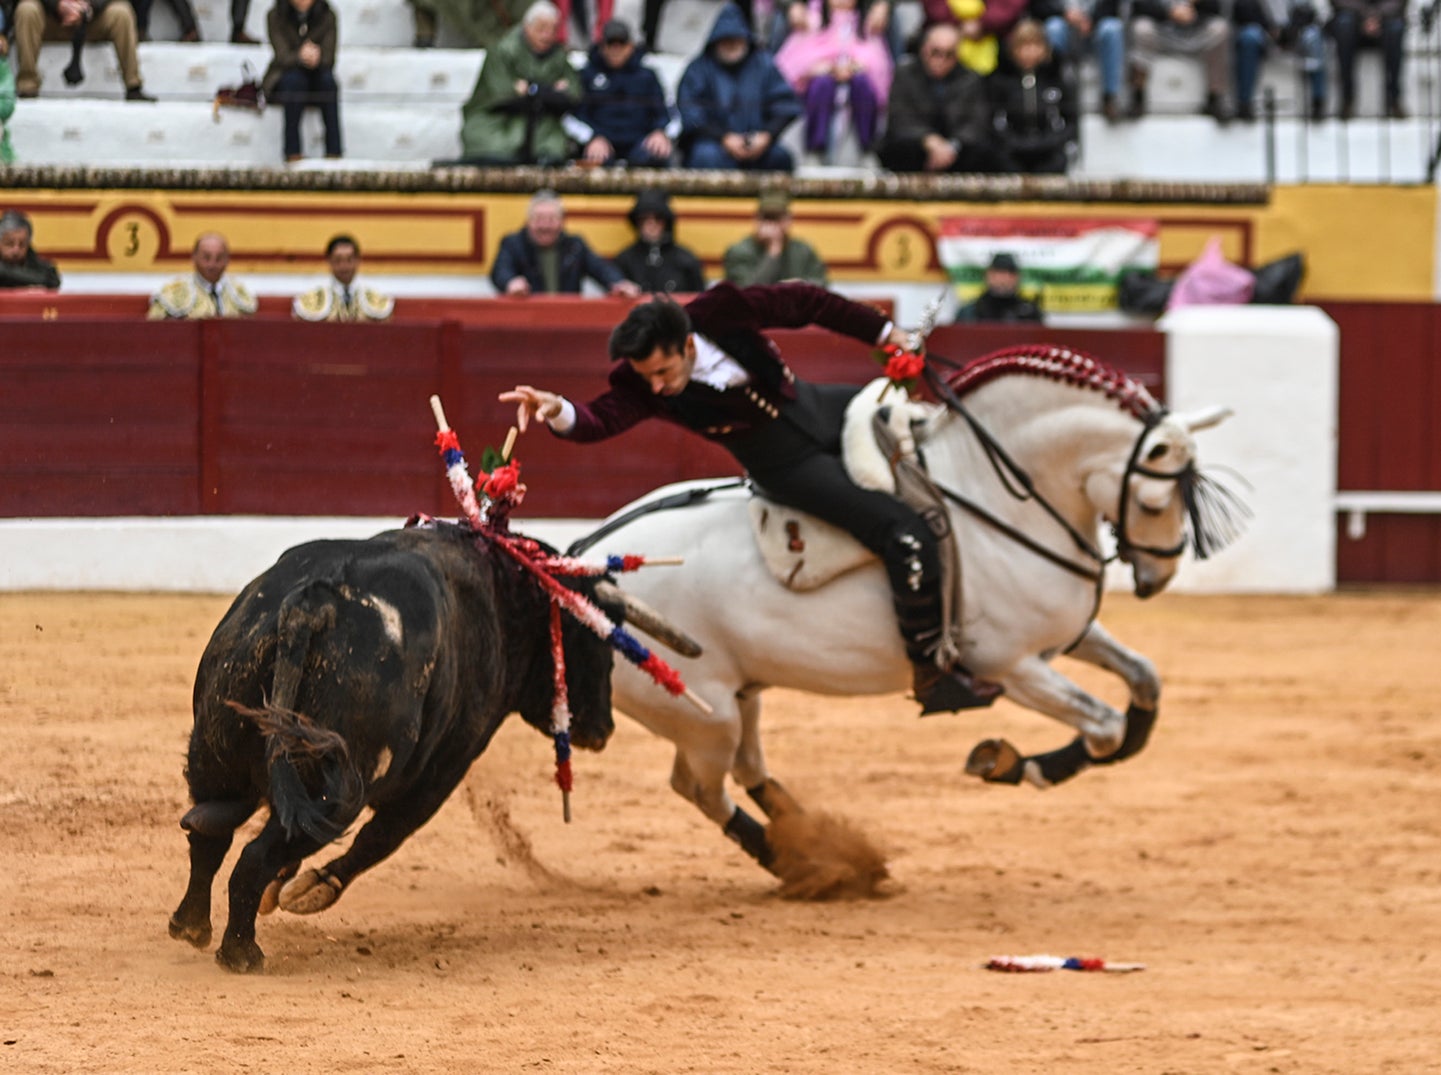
<box><xmin>1175</xmin><ymin>405</ymin><xmax>1233</xmax><ymax>433</ymax></box>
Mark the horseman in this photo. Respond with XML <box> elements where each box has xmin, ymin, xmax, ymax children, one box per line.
<box><xmin>501</xmin><ymin>282</ymin><xmax>1001</xmax><ymax>714</ymax></box>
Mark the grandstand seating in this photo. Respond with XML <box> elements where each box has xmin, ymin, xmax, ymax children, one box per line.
<box><xmin>3</xmin><ymin>0</ymin><xmax>1437</xmax><ymax>180</ymax></box>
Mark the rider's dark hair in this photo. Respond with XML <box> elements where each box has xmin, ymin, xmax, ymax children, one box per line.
<box><xmin>609</xmin><ymin>297</ymin><xmax>691</xmax><ymax>362</ymax></box>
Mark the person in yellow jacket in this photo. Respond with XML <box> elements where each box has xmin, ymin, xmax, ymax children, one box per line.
<box><xmin>291</xmin><ymin>234</ymin><xmax>394</xmax><ymax>322</ymax></box>
<box><xmin>147</xmin><ymin>232</ymin><xmax>258</xmax><ymax>319</ymax></box>
<box><xmin>949</xmin><ymin>0</ymin><xmax>998</xmax><ymax>75</ymax></box>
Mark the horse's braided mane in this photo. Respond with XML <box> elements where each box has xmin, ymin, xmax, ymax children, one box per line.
<box><xmin>944</xmin><ymin>344</ymin><xmax>1163</xmax><ymax>422</ymax></box>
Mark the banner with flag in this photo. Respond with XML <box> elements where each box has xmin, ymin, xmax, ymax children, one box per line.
<box><xmin>937</xmin><ymin>217</ymin><xmax>1160</xmax><ymax>313</ymax></box>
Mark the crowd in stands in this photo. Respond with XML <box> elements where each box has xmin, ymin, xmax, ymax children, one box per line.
<box><xmin>0</xmin><ymin>193</ymin><xmax>1058</xmax><ymax>323</ymax></box>
<box><xmin>0</xmin><ymin>0</ymin><xmax>1422</xmax><ymax>170</ymax></box>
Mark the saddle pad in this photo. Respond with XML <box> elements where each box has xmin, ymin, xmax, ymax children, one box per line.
<box><xmin>747</xmin><ymin>498</ymin><xmax>876</xmax><ymax>593</ymax></box>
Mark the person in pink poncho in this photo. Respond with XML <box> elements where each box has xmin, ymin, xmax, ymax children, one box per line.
<box><xmin>774</xmin><ymin>0</ymin><xmax>891</xmax><ymax>159</ymax></box>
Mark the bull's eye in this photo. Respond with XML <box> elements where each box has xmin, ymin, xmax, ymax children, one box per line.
<box><xmin>1146</xmin><ymin>442</ymin><xmax>1168</xmax><ymax>462</ymax></box>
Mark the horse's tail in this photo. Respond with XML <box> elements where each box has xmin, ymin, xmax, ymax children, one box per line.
<box><xmin>227</xmin><ymin>581</ymin><xmax>365</xmax><ymax>843</ymax></box>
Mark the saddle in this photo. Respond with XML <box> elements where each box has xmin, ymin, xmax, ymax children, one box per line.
<box><xmin>748</xmin><ymin>379</ymin><xmax>950</xmax><ymax>581</ymax></box>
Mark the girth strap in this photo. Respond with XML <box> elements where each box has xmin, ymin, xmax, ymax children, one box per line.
<box><xmin>567</xmin><ymin>479</ymin><xmax>749</xmax><ymax>558</ymax></box>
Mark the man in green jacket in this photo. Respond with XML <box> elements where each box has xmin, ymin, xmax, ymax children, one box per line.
<box><xmin>458</xmin><ymin>0</ymin><xmax>579</xmax><ymax>165</ymax></box>
<box><xmin>722</xmin><ymin>190</ymin><xmax>828</xmax><ymax>287</ymax></box>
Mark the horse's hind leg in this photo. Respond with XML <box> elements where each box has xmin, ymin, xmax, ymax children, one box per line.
<box><xmin>169</xmin><ymin>797</ymin><xmax>259</xmax><ymax>949</ymax></box>
<box><xmin>731</xmin><ymin>688</ymin><xmax>802</xmax><ymax>820</ymax></box>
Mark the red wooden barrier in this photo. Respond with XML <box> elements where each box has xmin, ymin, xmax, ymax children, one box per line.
<box><xmin>0</xmin><ymin>308</ymin><xmax>1164</xmax><ymax>523</ymax></box>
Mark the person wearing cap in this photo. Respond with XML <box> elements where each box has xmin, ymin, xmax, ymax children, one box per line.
<box><xmin>722</xmin><ymin>190</ymin><xmax>827</xmax><ymax>287</ymax></box>
<box><xmin>676</xmin><ymin>2</ymin><xmax>802</xmax><ymax>172</ymax></box>
<box><xmin>575</xmin><ymin>17</ymin><xmax>676</xmax><ymax>167</ymax></box>
<box><xmin>955</xmin><ymin>251</ymin><xmax>1043</xmax><ymax>322</ymax></box>
<box><xmin>491</xmin><ymin>189</ymin><xmax>642</xmax><ymax>297</ymax></box>
<box><xmin>614</xmin><ymin>190</ymin><xmax>706</xmax><ymax>294</ymax></box>
<box><xmin>458</xmin><ymin>0</ymin><xmax>581</xmax><ymax>165</ymax></box>
<box><xmin>499</xmin><ymin>284</ymin><xmax>1003</xmax><ymax>714</ymax></box>
<box><xmin>292</xmin><ymin>234</ymin><xmax>394</xmax><ymax>322</ymax></box>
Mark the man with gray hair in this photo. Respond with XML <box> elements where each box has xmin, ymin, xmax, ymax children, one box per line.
<box><xmin>458</xmin><ymin>0</ymin><xmax>584</xmax><ymax>164</ymax></box>
<box><xmin>490</xmin><ymin>190</ymin><xmax>640</xmax><ymax>297</ymax></box>
<box><xmin>0</xmin><ymin>210</ymin><xmax>62</xmax><ymax>289</ymax></box>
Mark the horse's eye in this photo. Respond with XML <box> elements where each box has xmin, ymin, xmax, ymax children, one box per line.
<box><xmin>1146</xmin><ymin>442</ymin><xmax>1168</xmax><ymax>462</ymax></box>
<box><xmin>1137</xmin><ymin>501</ymin><xmax>1165</xmax><ymax>517</ymax></box>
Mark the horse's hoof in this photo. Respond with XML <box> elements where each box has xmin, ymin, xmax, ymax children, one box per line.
<box><xmin>215</xmin><ymin>939</ymin><xmax>265</xmax><ymax>974</ymax></box>
<box><xmin>258</xmin><ymin>878</ymin><xmax>284</xmax><ymax>916</ymax></box>
<box><xmin>965</xmin><ymin>738</ymin><xmax>1025</xmax><ymax>784</ymax></box>
<box><xmin>168</xmin><ymin>914</ymin><xmax>212</xmax><ymax>949</ymax></box>
<box><xmin>278</xmin><ymin>868</ymin><xmax>343</xmax><ymax>914</ymax></box>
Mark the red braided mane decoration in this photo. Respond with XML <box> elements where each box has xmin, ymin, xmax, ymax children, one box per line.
<box><xmin>944</xmin><ymin>344</ymin><xmax>1163</xmax><ymax>422</ymax></box>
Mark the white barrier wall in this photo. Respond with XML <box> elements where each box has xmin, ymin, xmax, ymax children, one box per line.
<box><xmin>1159</xmin><ymin>305</ymin><xmax>1339</xmax><ymax>594</ymax></box>
<box><xmin>0</xmin><ymin>306</ymin><xmax>1339</xmax><ymax>594</ymax></box>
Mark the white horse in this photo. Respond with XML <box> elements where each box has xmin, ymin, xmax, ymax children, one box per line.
<box><xmin>584</xmin><ymin>345</ymin><xmax>1244</xmax><ymax>894</ymax></box>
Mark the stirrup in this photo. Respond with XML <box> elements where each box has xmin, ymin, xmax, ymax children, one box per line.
<box><xmin>912</xmin><ymin>662</ymin><xmax>1003</xmax><ymax>715</ymax></box>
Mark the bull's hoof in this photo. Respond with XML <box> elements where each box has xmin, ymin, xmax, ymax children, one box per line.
<box><xmin>965</xmin><ymin>738</ymin><xmax>1026</xmax><ymax>784</ymax></box>
<box><xmin>168</xmin><ymin>913</ymin><xmax>212</xmax><ymax>949</ymax></box>
<box><xmin>216</xmin><ymin>938</ymin><xmax>265</xmax><ymax>974</ymax></box>
<box><xmin>278</xmin><ymin>867</ymin><xmax>343</xmax><ymax>914</ymax></box>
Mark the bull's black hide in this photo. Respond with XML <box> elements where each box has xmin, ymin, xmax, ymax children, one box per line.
<box><xmin>169</xmin><ymin>523</ymin><xmax>617</xmax><ymax>973</ymax></box>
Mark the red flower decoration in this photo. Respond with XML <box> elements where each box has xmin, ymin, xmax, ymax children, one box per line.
<box><xmin>481</xmin><ymin>461</ymin><xmax>524</xmax><ymax>502</ymax></box>
<box><xmin>885</xmin><ymin>350</ymin><xmax>926</xmax><ymax>382</ymax></box>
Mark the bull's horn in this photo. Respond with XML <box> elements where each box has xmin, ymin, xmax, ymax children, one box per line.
<box><xmin>594</xmin><ymin>581</ymin><xmax>703</xmax><ymax>658</ymax></box>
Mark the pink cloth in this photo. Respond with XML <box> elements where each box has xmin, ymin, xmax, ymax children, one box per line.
<box><xmin>1167</xmin><ymin>236</ymin><xmax>1255</xmax><ymax>310</ymax></box>
<box><xmin>774</xmin><ymin>9</ymin><xmax>893</xmax><ymax>105</ymax></box>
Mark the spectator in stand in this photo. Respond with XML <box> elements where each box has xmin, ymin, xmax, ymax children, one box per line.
<box><xmin>148</xmin><ymin>232</ymin><xmax>257</xmax><ymax>319</ymax></box>
<box><xmin>722</xmin><ymin>190</ymin><xmax>828</xmax><ymax>286</ymax></box>
<box><xmin>292</xmin><ymin>234</ymin><xmax>394</xmax><ymax>322</ymax></box>
<box><xmin>1029</xmin><ymin>0</ymin><xmax>1093</xmax><ymax>68</ymax></box>
<box><xmin>1128</xmin><ymin>0</ymin><xmax>1233</xmax><ymax>124</ymax></box>
<box><xmin>773</xmin><ymin>0</ymin><xmax>893</xmax><ymax>162</ymax></box>
<box><xmin>1086</xmin><ymin>0</ymin><xmax>1130</xmax><ymax>122</ymax></box>
<box><xmin>414</xmin><ymin>0</ymin><xmax>527</xmax><ymax>48</ymax></box>
<box><xmin>231</xmin><ymin>0</ymin><xmax>263</xmax><ymax>41</ymax></box>
<box><xmin>1278</xmin><ymin>0</ymin><xmax>1328</xmax><ymax>121</ymax></box>
<box><xmin>576</xmin><ymin>17</ymin><xmax>675</xmax><ymax>167</ymax></box>
<box><xmin>10</xmin><ymin>0</ymin><xmax>156</xmax><ymax>100</ymax></box>
<box><xmin>0</xmin><ymin>12</ymin><xmax>16</xmax><ymax>165</ymax></box>
<box><xmin>459</xmin><ymin>0</ymin><xmax>581</xmax><ymax>165</ymax></box>
<box><xmin>921</xmin><ymin>0</ymin><xmax>1028</xmax><ymax>48</ymax></box>
<box><xmin>615</xmin><ymin>189</ymin><xmax>706</xmax><ymax>294</ymax></box>
<box><xmin>1231</xmin><ymin>0</ymin><xmax>1291</xmax><ymax>122</ymax></box>
<box><xmin>263</xmin><ymin>0</ymin><xmax>341</xmax><ymax>163</ymax></box>
<box><xmin>988</xmin><ymin>18</ymin><xmax>1077</xmax><ymax>173</ymax></box>
<box><xmin>771</xmin><ymin>0</ymin><xmax>900</xmax><ymax>65</ymax></box>
<box><xmin>492</xmin><ymin>190</ymin><xmax>642</xmax><ymax>297</ymax></box>
<box><xmin>1331</xmin><ymin>0</ymin><xmax>1407</xmax><ymax>119</ymax></box>
<box><xmin>0</xmin><ymin>210</ymin><xmax>61</xmax><ymax>289</ymax></box>
<box><xmin>133</xmin><ymin>0</ymin><xmax>199</xmax><ymax>40</ymax></box>
<box><xmin>951</xmin><ymin>0</ymin><xmax>1000</xmax><ymax>74</ymax></box>
<box><xmin>875</xmin><ymin>21</ymin><xmax>1006</xmax><ymax>173</ymax></box>
<box><xmin>955</xmin><ymin>252</ymin><xmax>1042</xmax><ymax>321</ymax></box>
<box><xmin>676</xmin><ymin>2</ymin><xmax>802</xmax><ymax>172</ymax></box>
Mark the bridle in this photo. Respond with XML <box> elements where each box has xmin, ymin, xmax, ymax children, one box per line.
<box><xmin>919</xmin><ymin>359</ymin><xmax>1193</xmax><ymax>590</ymax></box>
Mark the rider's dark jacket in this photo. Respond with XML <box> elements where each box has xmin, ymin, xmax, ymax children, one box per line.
<box><xmin>559</xmin><ymin>282</ymin><xmax>889</xmax><ymax>476</ymax></box>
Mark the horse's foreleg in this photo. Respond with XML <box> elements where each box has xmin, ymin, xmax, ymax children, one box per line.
<box><xmin>966</xmin><ymin>656</ymin><xmax>1128</xmax><ymax>788</ymax></box>
<box><xmin>1068</xmin><ymin>621</ymin><xmax>1160</xmax><ymax>710</ymax></box>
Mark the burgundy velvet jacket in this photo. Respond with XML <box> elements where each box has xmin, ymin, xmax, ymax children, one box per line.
<box><xmin>563</xmin><ymin>282</ymin><xmax>890</xmax><ymax>449</ymax></box>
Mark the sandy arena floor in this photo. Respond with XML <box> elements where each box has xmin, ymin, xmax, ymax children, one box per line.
<box><xmin>2</xmin><ymin>590</ymin><xmax>1439</xmax><ymax>1074</ymax></box>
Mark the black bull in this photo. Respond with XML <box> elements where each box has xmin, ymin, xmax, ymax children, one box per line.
<box><xmin>169</xmin><ymin>524</ymin><xmax>619</xmax><ymax>973</ymax></box>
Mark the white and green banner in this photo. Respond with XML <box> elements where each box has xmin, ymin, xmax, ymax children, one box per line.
<box><xmin>937</xmin><ymin>217</ymin><xmax>1160</xmax><ymax>312</ymax></box>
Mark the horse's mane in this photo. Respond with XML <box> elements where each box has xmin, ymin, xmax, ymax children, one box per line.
<box><xmin>945</xmin><ymin>345</ymin><xmax>1163</xmax><ymax>422</ymax></box>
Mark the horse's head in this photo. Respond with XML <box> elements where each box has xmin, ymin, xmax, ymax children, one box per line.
<box><xmin>1094</xmin><ymin>406</ymin><xmax>1246</xmax><ymax>598</ymax></box>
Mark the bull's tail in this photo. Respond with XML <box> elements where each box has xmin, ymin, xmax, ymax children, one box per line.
<box><xmin>227</xmin><ymin>581</ymin><xmax>364</xmax><ymax>844</ymax></box>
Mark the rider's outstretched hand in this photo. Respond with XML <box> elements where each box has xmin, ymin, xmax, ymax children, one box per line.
<box><xmin>498</xmin><ymin>385</ymin><xmax>563</xmax><ymax>432</ymax></box>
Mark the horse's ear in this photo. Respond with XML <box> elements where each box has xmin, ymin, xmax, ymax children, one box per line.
<box><xmin>1174</xmin><ymin>405</ymin><xmax>1233</xmax><ymax>433</ymax></box>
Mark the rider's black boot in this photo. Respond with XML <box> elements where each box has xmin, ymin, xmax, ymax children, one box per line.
<box><xmin>884</xmin><ymin>526</ymin><xmax>1002</xmax><ymax>715</ymax></box>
